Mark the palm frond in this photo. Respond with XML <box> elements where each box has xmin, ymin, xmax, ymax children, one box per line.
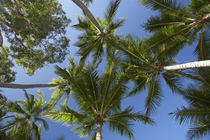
<box><xmin>55</xmin><ymin>66</ymin><xmax>71</xmax><ymax>82</ymax></box>
<box><xmin>127</xmin><ymin>77</ymin><xmax>147</xmax><ymax>96</ymax></box>
<box><xmin>108</xmin><ymin>118</ymin><xmax>134</xmax><ymax>140</ymax></box>
<box><xmin>187</xmin><ymin>120</ymin><xmax>210</xmax><ymax>139</ymax></box>
<box><xmin>105</xmin><ymin>0</ymin><xmax>121</xmax><ymax>23</ymax></box>
<box><xmin>34</xmin><ymin>117</ymin><xmax>49</xmax><ymax>130</ymax></box>
<box><xmin>162</xmin><ymin>71</ymin><xmax>183</xmax><ymax>93</ymax></box>
<box><xmin>140</xmin><ymin>0</ymin><xmax>178</xmax><ymax>11</ymax></box>
<box><xmin>145</xmin><ymin>74</ymin><xmax>162</xmax><ymax>116</ymax></box>
<box><xmin>45</xmin><ymin>111</ymin><xmax>77</xmax><ymax>126</ymax></box>
<box><xmin>105</xmin><ymin>106</ymin><xmax>155</xmax><ymax>124</ymax></box>
<box><xmin>194</xmin><ymin>27</ymin><xmax>210</xmax><ymax>60</ymax></box>
<box><xmin>171</xmin><ymin>107</ymin><xmax>210</xmax><ymax>124</ymax></box>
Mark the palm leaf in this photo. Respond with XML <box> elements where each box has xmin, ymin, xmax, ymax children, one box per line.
<box><xmin>172</xmin><ymin>107</ymin><xmax>210</xmax><ymax>124</ymax></box>
<box><xmin>187</xmin><ymin>120</ymin><xmax>210</xmax><ymax>139</ymax></box>
<box><xmin>140</xmin><ymin>0</ymin><xmax>178</xmax><ymax>11</ymax></box>
<box><xmin>162</xmin><ymin>71</ymin><xmax>183</xmax><ymax>93</ymax></box>
<box><xmin>105</xmin><ymin>0</ymin><xmax>121</xmax><ymax>23</ymax></box>
<box><xmin>34</xmin><ymin>117</ymin><xmax>49</xmax><ymax>130</ymax></box>
<box><xmin>194</xmin><ymin>26</ymin><xmax>210</xmax><ymax>60</ymax></box>
<box><xmin>145</xmin><ymin>74</ymin><xmax>162</xmax><ymax>116</ymax></box>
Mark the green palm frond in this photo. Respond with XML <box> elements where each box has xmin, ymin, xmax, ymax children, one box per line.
<box><xmin>105</xmin><ymin>0</ymin><xmax>121</xmax><ymax>23</ymax></box>
<box><xmin>145</xmin><ymin>74</ymin><xmax>162</xmax><ymax>116</ymax></box>
<box><xmin>142</xmin><ymin>0</ymin><xmax>210</xmax><ymax>61</ymax></box>
<box><xmin>32</xmin><ymin>122</ymin><xmax>40</xmax><ymax>140</ymax></box>
<box><xmin>105</xmin><ymin>106</ymin><xmax>154</xmax><ymax>124</ymax></box>
<box><xmin>55</xmin><ymin>66</ymin><xmax>71</xmax><ymax>83</ymax></box>
<box><xmin>100</xmin><ymin>61</ymin><xmax>115</xmax><ymax>112</ymax></box>
<box><xmin>184</xmin><ymin>86</ymin><xmax>210</xmax><ymax>107</ymax></box>
<box><xmin>108</xmin><ymin>118</ymin><xmax>134</xmax><ymax>140</ymax></box>
<box><xmin>34</xmin><ymin>117</ymin><xmax>49</xmax><ymax>130</ymax></box>
<box><xmin>46</xmin><ymin>112</ymin><xmax>77</xmax><ymax>126</ymax></box>
<box><xmin>34</xmin><ymin>90</ymin><xmax>46</xmax><ymax>110</ymax></box>
<box><xmin>48</xmin><ymin>85</ymin><xmax>70</xmax><ymax>109</ymax></box>
<box><xmin>8</xmin><ymin>102</ymin><xmax>26</xmax><ymax>114</ymax></box>
<box><xmin>171</xmin><ymin>68</ymin><xmax>210</xmax><ymax>139</ymax></box>
<box><xmin>172</xmin><ymin>70</ymin><xmax>210</xmax><ymax>87</ymax></box>
<box><xmin>194</xmin><ymin>27</ymin><xmax>210</xmax><ymax>60</ymax></box>
<box><xmin>162</xmin><ymin>71</ymin><xmax>183</xmax><ymax>93</ymax></box>
<box><xmin>187</xmin><ymin>120</ymin><xmax>210</xmax><ymax>139</ymax></box>
<box><xmin>144</xmin><ymin>15</ymin><xmax>186</xmax><ymax>32</ymax></box>
<box><xmin>140</xmin><ymin>0</ymin><xmax>179</xmax><ymax>11</ymax></box>
<box><xmin>172</xmin><ymin>107</ymin><xmax>210</xmax><ymax>124</ymax></box>
<box><xmin>190</xmin><ymin>0</ymin><xmax>210</xmax><ymax>12</ymax></box>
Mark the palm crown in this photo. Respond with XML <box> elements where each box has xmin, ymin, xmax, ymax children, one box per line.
<box><xmin>74</xmin><ymin>0</ymin><xmax>125</xmax><ymax>64</ymax></box>
<box><xmin>118</xmin><ymin>36</ymin><xmax>186</xmax><ymax>116</ymax></box>
<box><xmin>141</xmin><ymin>0</ymin><xmax>210</xmax><ymax>60</ymax></box>
<box><xmin>2</xmin><ymin>90</ymin><xmax>49</xmax><ymax>140</ymax></box>
<box><xmin>46</xmin><ymin>60</ymin><xmax>154</xmax><ymax>140</ymax></box>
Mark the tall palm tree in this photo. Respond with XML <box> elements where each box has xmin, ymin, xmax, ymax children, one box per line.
<box><xmin>140</xmin><ymin>0</ymin><xmax>210</xmax><ymax>60</ymax></box>
<box><xmin>171</xmin><ymin>68</ymin><xmax>210</xmax><ymax>139</ymax></box>
<box><xmin>74</xmin><ymin>0</ymin><xmax>125</xmax><ymax>64</ymax></box>
<box><xmin>2</xmin><ymin>90</ymin><xmax>49</xmax><ymax>140</ymax></box>
<box><xmin>46</xmin><ymin>60</ymin><xmax>154</xmax><ymax>140</ymax></box>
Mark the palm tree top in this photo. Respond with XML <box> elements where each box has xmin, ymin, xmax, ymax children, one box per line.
<box><xmin>46</xmin><ymin>60</ymin><xmax>154</xmax><ymax>139</ymax></box>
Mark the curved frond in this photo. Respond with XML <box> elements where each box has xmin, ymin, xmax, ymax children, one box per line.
<box><xmin>162</xmin><ymin>71</ymin><xmax>183</xmax><ymax>93</ymax></box>
<box><xmin>145</xmin><ymin>74</ymin><xmax>162</xmax><ymax>116</ymax></box>
<box><xmin>140</xmin><ymin>0</ymin><xmax>179</xmax><ymax>11</ymax></box>
<box><xmin>105</xmin><ymin>0</ymin><xmax>121</xmax><ymax>23</ymax></box>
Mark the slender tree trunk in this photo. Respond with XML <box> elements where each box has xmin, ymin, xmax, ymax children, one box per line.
<box><xmin>163</xmin><ymin>60</ymin><xmax>210</xmax><ymax>71</ymax></box>
<box><xmin>96</xmin><ymin>123</ymin><xmax>102</xmax><ymax>140</ymax></box>
<box><xmin>72</xmin><ymin>0</ymin><xmax>103</xmax><ymax>33</ymax></box>
<box><xmin>0</xmin><ymin>83</ymin><xmax>67</xmax><ymax>89</ymax></box>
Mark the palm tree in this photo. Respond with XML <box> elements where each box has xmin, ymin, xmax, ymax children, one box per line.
<box><xmin>171</xmin><ymin>68</ymin><xmax>210</xmax><ymax>139</ymax></box>
<box><xmin>140</xmin><ymin>0</ymin><xmax>210</xmax><ymax>60</ymax></box>
<box><xmin>2</xmin><ymin>90</ymin><xmax>49</xmax><ymax>140</ymax></box>
<box><xmin>118</xmin><ymin>36</ymin><xmax>190</xmax><ymax>116</ymax></box>
<box><xmin>73</xmin><ymin>0</ymin><xmax>125</xmax><ymax>64</ymax></box>
<box><xmin>46</xmin><ymin>60</ymin><xmax>154</xmax><ymax>140</ymax></box>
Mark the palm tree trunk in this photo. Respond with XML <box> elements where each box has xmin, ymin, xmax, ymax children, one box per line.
<box><xmin>96</xmin><ymin>123</ymin><xmax>102</xmax><ymax>140</ymax></box>
<box><xmin>0</xmin><ymin>83</ymin><xmax>67</xmax><ymax>89</ymax></box>
<box><xmin>72</xmin><ymin>0</ymin><xmax>103</xmax><ymax>33</ymax></box>
<box><xmin>163</xmin><ymin>60</ymin><xmax>210</xmax><ymax>71</ymax></box>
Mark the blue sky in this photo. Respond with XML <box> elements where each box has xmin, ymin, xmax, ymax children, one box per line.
<box><xmin>1</xmin><ymin>0</ymin><xmax>209</xmax><ymax>140</ymax></box>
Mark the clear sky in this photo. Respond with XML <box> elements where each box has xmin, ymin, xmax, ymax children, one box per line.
<box><xmin>1</xmin><ymin>0</ymin><xmax>209</xmax><ymax>140</ymax></box>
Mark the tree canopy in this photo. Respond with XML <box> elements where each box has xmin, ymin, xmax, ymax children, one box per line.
<box><xmin>0</xmin><ymin>0</ymin><xmax>210</xmax><ymax>140</ymax></box>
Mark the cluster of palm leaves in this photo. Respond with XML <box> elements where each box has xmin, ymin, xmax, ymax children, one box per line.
<box><xmin>171</xmin><ymin>68</ymin><xmax>210</xmax><ymax>139</ymax></box>
<box><xmin>46</xmin><ymin>0</ymin><xmax>209</xmax><ymax>139</ymax></box>
<box><xmin>0</xmin><ymin>0</ymin><xmax>209</xmax><ymax>140</ymax></box>
<box><xmin>47</xmin><ymin>59</ymin><xmax>154</xmax><ymax>139</ymax></box>
<box><xmin>0</xmin><ymin>91</ymin><xmax>49</xmax><ymax>140</ymax></box>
